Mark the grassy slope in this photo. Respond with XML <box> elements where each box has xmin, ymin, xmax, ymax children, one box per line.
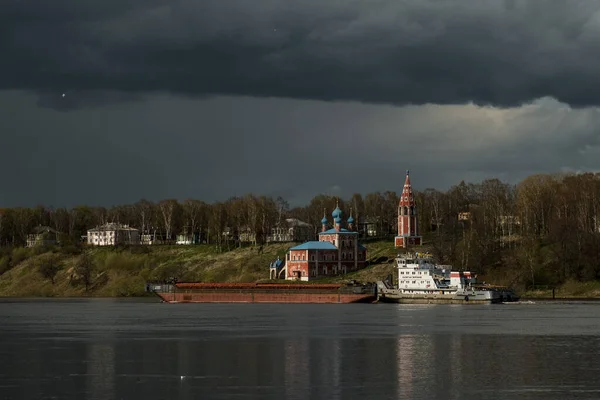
<box><xmin>0</xmin><ymin>239</ymin><xmax>598</xmax><ymax>298</ymax></box>
<box><xmin>0</xmin><ymin>243</ymin><xmax>292</xmax><ymax>297</ymax></box>
<box><xmin>0</xmin><ymin>241</ymin><xmax>400</xmax><ymax>297</ymax></box>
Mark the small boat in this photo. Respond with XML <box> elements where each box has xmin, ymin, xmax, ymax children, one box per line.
<box><xmin>376</xmin><ymin>253</ymin><xmax>519</xmax><ymax>304</ymax></box>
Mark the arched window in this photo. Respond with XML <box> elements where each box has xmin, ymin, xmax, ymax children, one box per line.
<box><xmin>404</xmin><ymin>207</ymin><xmax>408</xmax><ymax>215</ymax></box>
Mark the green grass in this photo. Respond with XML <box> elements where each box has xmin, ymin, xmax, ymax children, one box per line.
<box><xmin>0</xmin><ymin>243</ymin><xmax>296</xmax><ymax>297</ymax></box>
<box><xmin>0</xmin><ymin>241</ymin><xmax>398</xmax><ymax>297</ymax></box>
<box><xmin>3</xmin><ymin>240</ymin><xmax>597</xmax><ymax>298</ymax></box>
<box><xmin>522</xmin><ymin>280</ymin><xmax>600</xmax><ymax>299</ymax></box>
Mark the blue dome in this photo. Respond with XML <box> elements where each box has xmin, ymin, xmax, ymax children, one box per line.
<box><xmin>334</xmin><ymin>216</ymin><xmax>342</xmax><ymax>224</ymax></box>
<box><xmin>332</xmin><ymin>206</ymin><xmax>342</xmax><ymax>218</ymax></box>
<box><xmin>347</xmin><ymin>216</ymin><xmax>354</xmax><ymax>223</ymax></box>
<box><xmin>321</xmin><ymin>216</ymin><xmax>328</xmax><ymax>224</ymax></box>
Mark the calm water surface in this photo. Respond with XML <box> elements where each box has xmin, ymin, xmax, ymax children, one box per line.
<box><xmin>1</xmin><ymin>299</ymin><xmax>600</xmax><ymax>400</ymax></box>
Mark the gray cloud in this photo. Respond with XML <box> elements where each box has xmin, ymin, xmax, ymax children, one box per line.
<box><xmin>2</xmin><ymin>91</ymin><xmax>600</xmax><ymax>207</ymax></box>
<box><xmin>2</xmin><ymin>0</ymin><xmax>600</xmax><ymax>109</ymax></box>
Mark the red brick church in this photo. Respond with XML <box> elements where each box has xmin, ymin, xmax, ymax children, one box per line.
<box><xmin>395</xmin><ymin>170</ymin><xmax>422</xmax><ymax>248</ymax></box>
<box><xmin>285</xmin><ymin>204</ymin><xmax>367</xmax><ymax>281</ymax></box>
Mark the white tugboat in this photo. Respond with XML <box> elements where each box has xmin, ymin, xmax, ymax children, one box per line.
<box><xmin>376</xmin><ymin>252</ymin><xmax>519</xmax><ymax>304</ymax></box>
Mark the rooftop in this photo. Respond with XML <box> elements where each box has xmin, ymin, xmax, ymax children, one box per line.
<box><xmin>319</xmin><ymin>228</ymin><xmax>358</xmax><ymax>235</ymax></box>
<box><xmin>289</xmin><ymin>241</ymin><xmax>338</xmax><ymax>250</ymax></box>
<box><xmin>30</xmin><ymin>225</ymin><xmax>58</xmax><ymax>234</ymax></box>
<box><xmin>88</xmin><ymin>223</ymin><xmax>138</xmax><ymax>232</ymax></box>
<box><xmin>284</xmin><ymin>218</ymin><xmax>312</xmax><ymax>228</ymax></box>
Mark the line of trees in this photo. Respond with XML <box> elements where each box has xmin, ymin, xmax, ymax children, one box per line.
<box><xmin>1</xmin><ymin>172</ymin><xmax>600</xmax><ymax>285</ymax></box>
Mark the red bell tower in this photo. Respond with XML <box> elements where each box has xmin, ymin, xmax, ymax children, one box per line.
<box><xmin>395</xmin><ymin>170</ymin><xmax>422</xmax><ymax>248</ymax></box>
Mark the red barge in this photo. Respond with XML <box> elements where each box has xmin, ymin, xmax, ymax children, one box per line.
<box><xmin>147</xmin><ymin>281</ymin><xmax>377</xmax><ymax>304</ymax></box>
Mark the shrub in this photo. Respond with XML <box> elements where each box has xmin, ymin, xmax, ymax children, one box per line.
<box><xmin>59</xmin><ymin>244</ymin><xmax>82</xmax><ymax>256</ymax></box>
<box><xmin>129</xmin><ymin>245</ymin><xmax>150</xmax><ymax>255</ymax></box>
<box><xmin>0</xmin><ymin>256</ymin><xmax>10</xmax><ymax>275</ymax></box>
<box><xmin>37</xmin><ymin>255</ymin><xmax>62</xmax><ymax>284</ymax></box>
<box><xmin>73</xmin><ymin>252</ymin><xmax>96</xmax><ymax>291</ymax></box>
<box><xmin>10</xmin><ymin>248</ymin><xmax>30</xmax><ymax>266</ymax></box>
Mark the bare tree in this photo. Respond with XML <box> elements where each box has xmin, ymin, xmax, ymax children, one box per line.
<box><xmin>158</xmin><ymin>199</ymin><xmax>179</xmax><ymax>241</ymax></box>
<box><xmin>38</xmin><ymin>254</ymin><xmax>62</xmax><ymax>284</ymax></box>
<box><xmin>182</xmin><ymin>199</ymin><xmax>206</xmax><ymax>242</ymax></box>
<box><xmin>208</xmin><ymin>203</ymin><xmax>227</xmax><ymax>252</ymax></box>
<box><xmin>134</xmin><ymin>199</ymin><xmax>154</xmax><ymax>235</ymax></box>
<box><xmin>13</xmin><ymin>208</ymin><xmax>34</xmax><ymax>245</ymax></box>
<box><xmin>73</xmin><ymin>252</ymin><xmax>95</xmax><ymax>291</ymax></box>
<box><xmin>276</xmin><ymin>196</ymin><xmax>289</xmax><ymax>226</ymax></box>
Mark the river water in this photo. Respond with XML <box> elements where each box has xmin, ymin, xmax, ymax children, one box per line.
<box><xmin>1</xmin><ymin>299</ymin><xmax>599</xmax><ymax>400</ymax></box>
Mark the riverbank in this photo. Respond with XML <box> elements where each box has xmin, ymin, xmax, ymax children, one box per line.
<box><xmin>1</xmin><ymin>241</ymin><xmax>599</xmax><ymax>299</ymax></box>
<box><xmin>520</xmin><ymin>280</ymin><xmax>600</xmax><ymax>300</ymax></box>
<box><xmin>0</xmin><ymin>241</ymin><xmax>399</xmax><ymax>297</ymax></box>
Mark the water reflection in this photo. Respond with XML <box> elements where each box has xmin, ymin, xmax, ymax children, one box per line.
<box><xmin>86</xmin><ymin>343</ymin><xmax>115</xmax><ymax>400</ymax></box>
<box><xmin>396</xmin><ymin>335</ymin><xmax>415</xmax><ymax>398</ymax></box>
<box><xmin>284</xmin><ymin>337</ymin><xmax>310</xmax><ymax>399</ymax></box>
<box><xmin>2</xmin><ymin>301</ymin><xmax>600</xmax><ymax>400</ymax></box>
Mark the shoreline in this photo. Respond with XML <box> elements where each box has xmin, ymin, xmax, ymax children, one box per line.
<box><xmin>1</xmin><ymin>295</ymin><xmax>600</xmax><ymax>303</ymax></box>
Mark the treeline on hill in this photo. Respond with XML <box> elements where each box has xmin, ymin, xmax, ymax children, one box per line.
<box><xmin>1</xmin><ymin>172</ymin><xmax>600</xmax><ymax>287</ymax></box>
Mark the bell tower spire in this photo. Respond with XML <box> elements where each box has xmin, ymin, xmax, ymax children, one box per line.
<box><xmin>395</xmin><ymin>169</ymin><xmax>422</xmax><ymax>248</ymax></box>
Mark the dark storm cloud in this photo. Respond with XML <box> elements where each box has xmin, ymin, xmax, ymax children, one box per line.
<box><xmin>2</xmin><ymin>0</ymin><xmax>600</xmax><ymax>109</ymax></box>
<box><xmin>2</xmin><ymin>91</ymin><xmax>600</xmax><ymax>208</ymax></box>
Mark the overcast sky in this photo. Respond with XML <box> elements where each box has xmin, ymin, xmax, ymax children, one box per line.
<box><xmin>2</xmin><ymin>0</ymin><xmax>600</xmax><ymax>207</ymax></box>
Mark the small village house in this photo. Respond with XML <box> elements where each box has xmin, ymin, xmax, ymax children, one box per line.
<box><xmin>267</xmin><ymin>218</ymin><xmax>314</xmax><ymax>243</ymax></box>
<box><xmin>176</xmin><ymin>228</ymin><xmax>202</xmax><ymax>245</ymax></box>
<box><xmin>26</xmin><ymin>226</ymin><xmax>59</xmax><ymax>248</ymax></box>
<box><xmin>140</xmin><ymin>228</ymin><xmax>168</xmax><ymax>245</ymax></box>
<box><xmin>357</xmin><ymin>218</ymin><xmax>379</xmax><ymax>238</ymax></box>
<box><xmin>458</xmin><ymin>212</ymin><xmax>471</xmax><ymax>222</ymax></box>
<box><xmin>238</xmin><ymin>226</ymin><xmax>256</xmax><ymax>243</ymax></box>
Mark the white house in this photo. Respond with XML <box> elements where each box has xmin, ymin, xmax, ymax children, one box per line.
<box><xmin>87</xmin><ymin>223</ymin><xmax>140</xmax><ymax>246</ymax></box>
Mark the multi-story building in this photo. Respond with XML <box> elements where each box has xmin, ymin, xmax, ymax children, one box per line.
<box><xmin>87</xmin><ymin>223</ymin><xmax>140</xmax><ymax>246</ymax></box>
<box><xmin>285</xmin><ymin>205</ymin><xmax>367</xmax><ymax>281</ymax></box>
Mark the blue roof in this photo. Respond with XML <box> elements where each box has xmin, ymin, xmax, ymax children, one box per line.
<box><xmin>347</xmin><ymin>216</ymin><xmax>354</xmax><ymax>223</ymax></box>
<box><xmin>289</xmin><ymin>241</ymin><xmax>338</xmax><ymax>250</ymax></box>
<box><xmin>334</xmin><ymin>216</ymin><xmax>341</xmax><ymax>224</ymax></box>
<box><xmin>321</xmin><ymin>216</ymin><xmax>328</xmax><ymax>224</ymax></box>
<box><xmin>319</xmin><ymin>228</ymin><xmax>358</xmax><ymax>235</ymax></box>
<box><xmin>332</xmin><ymin>207</ymin><xmax>342</xmax><ymax>218</ymax></box>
